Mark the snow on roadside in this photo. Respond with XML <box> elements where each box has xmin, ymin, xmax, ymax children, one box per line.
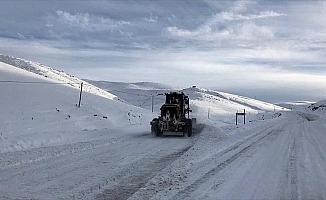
<box><xmin>0</xmin><ymin>61</ymin><xmax>152</xmax><ymax>153</ymax></box>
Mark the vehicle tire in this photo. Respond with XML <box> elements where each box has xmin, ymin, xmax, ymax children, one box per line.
<box><xmin>157</xmin><ymin>126</ymin><xmax>163</xmax><ymax>137</ymax></box>
<box><xmin>183</xmin><ymin>122</ymin><xmax>188</xmax><ymax>137</ymax></box>
<box><xmin>187</xmin><ymin>119</ymin><xmax>192</xmax><ymax>137</ymax></box>
<box><xmin>187</xmin><ymin>125</ymin><xmax>192</xmax><ymax>137</ymax></box>
<box><xmin>151</xmin><ymin>119</ymin><xmax>159</xmax><ymax>136</ymax></box>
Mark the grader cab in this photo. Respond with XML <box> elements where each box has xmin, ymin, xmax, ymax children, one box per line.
<box><xmin>150</xmin><ymin>92</ymin><xmax>196</xmax><ymax>137</ymax></box>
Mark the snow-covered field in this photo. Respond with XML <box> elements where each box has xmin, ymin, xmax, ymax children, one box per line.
<box><xmin>1</xmin><ymin>55</ymin><xmax>326</xmax><ymax>199</ymax></box>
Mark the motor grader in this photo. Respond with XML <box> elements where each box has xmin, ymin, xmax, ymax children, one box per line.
<box><xmin>150</xmin><ymin>92</ymin><xmax>196</xmax><ymax>137</ymax></box>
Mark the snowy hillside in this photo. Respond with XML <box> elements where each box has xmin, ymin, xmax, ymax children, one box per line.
<box><xmin>183</xmin><ymin>87</ymin><xmax>286</xmax><ymax>126</ymax></box>
<box><xmin>2</xmin><ymin>55</ymin><xmax>326</xmax><ymax>200</ymax></box>
<box><xmin>0</xmin><ymin>60</ymin><xmax>152</xmax><ymax>153</ymax></box>
<box><xmin>0</xmin><ymin>54</ymin><xmax>117</xmax><ymax>100</ymax></box>
<box><xmin>307</xmin><ymin>100</ymin><xmax>326</xmax><ymax>112</ymax></box>
<box><xmin>277</xmin><ymin>100</ymin><xmax>326</xmax><ymax>117</ymax></box>
<box><xmin>88</xmin><ymin>80</ymin><xmax>286</xmax><ymax>126</ymax></box>
<box><xmin>277</xmin><ymin>101</ymin><xmax>315</xmax><ymax>110</ymax></box>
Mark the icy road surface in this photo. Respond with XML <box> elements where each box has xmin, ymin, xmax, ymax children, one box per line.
<box><xmin>1</xmin><ymin>111</ymin><xmax>326</xmax><ymax>199</ymax></box>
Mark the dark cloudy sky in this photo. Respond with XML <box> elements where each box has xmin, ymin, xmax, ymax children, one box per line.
<box><xmin>1</xmin><ymin>0</ymin><xmax>326</xmax><ymax>102</ymax></box>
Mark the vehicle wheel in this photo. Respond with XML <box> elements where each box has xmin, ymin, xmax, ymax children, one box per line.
<box><xmin>157</xmin><ymin>126</ymin><xmax>163</xmax><ymax>137</ymax></box>
<box><xmin>183</xmin><ymin>124</ymin><xmax>188</xmax><ymax>137</ymax></box>
<box><xmin>186</xmin><ymin>119</ymin><xmax>192</xmax><ymax>137</ymax></box>
<box><xmin>151</xmin><ymin>119</ymin><xmax>159</xmax><ymax>136</ymax></box>
<box><xmin>187</xmin><ymin>125</ymin><xmax>192</xmax><ymax>137</ymax></box>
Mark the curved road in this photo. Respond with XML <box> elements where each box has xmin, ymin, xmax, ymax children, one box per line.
<box><xmin>130</xmin><ymin>112</ymin><xmax>326</xmax><ymax>200</ymax></box>
<box><xmin>1</xmin><ymin>111</ymin><xmax>326</xmax><ymax>200</ymax></box>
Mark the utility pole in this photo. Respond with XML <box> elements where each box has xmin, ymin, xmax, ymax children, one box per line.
<box><xmin>151</xmin><ymin>95</ymin><xmax>154</xmax><ymax>113</ymax></box>
<box><xmin>208</xmin><ymin>107</ymin><xmax>210</xmax><ymax>119</ymax></box>
<box><xmin>243</xmin><ymin>109</ymin><xmax>246</xmax><ymax>124</ymax></box>
<box><xmin>78</xmin><ymin>82</ymin><xmax>83</xmax><ymax>107</ymax></box>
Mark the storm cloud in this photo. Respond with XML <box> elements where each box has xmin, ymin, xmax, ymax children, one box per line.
<box><xmin>1</xmin><ymin>0</ymin><xmax>326</xmax><ymax>102</ymax></box>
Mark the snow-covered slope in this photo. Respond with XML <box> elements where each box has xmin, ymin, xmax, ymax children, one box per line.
<box><xmin>0</xmin><ymin>54</ymin><xmax>116</xmax><ymax>100</ymax></box>
<box><xmin>307</xmin><ymin>100</ymin><xmax>326</xmax><ymax>112</ymax></box>
<box><xmin>88</xmin><ymin>80</ymin><xmax>286</xmax><ymax>126</ymax></box>
<box><xmin>279</xmin><ymin>100</ymin><xmax>326</xmax><ymax>116</ymax></box>
<box><xmin>277</xmin><ymin>101</ymin><xmax>315</xmax><ymax>110</ymax></box>
<box><xmin>0</xmin><ymin>60</ymin><xmax>152</xmax><ymax>153</ymax></box>
<box><xmin>184</xmin><ymin>87</ymin><xmax>286</xmax><ymax>126</ymax></box>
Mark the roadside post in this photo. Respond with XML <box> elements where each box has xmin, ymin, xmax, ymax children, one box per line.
<box><xmin>236</xmin><ymin>109</ymin><xmax>246</xmax><ymax>125</ymax></box>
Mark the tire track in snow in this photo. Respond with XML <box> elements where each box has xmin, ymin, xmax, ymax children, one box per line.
<box><xmin>95</xmin><ymin>146</ymin><xmax>192</xmax><ymax>200</ymax></box>
<box><xmin>173</xmin><ymin>126</ymin><xmax>282</xmax><ymax>200</ymax></box>
<box><xmin>278</xmin><ymin>116</ymin><xmax>301</xmax><ymax>200</ymax></box>
<box><xmin>188</xmin><ymin>123</ymin><xmax>279</xmax><ymax>172</ymax></box>
<box><xmin>0</xmin><ymin>133</ymin><xmax>132</xmax><ymax>170</ymax></box>
<box><xmin>297</xmin><ymin>120</ymin><xmax>326</xmax><ymax>199</ymax></box>
<box><xmin>288</xmin><ymin>138</ymin><xmax>298</xmax><ymax>200</ymax></box>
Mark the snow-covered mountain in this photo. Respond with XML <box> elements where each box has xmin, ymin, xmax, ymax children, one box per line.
<box><xmin>0</xmin><ymin>56</ymin><xmax>152</xmax><ymax>153</ymax></box>
<box><xmin>308</xmin><ymin>100</ymin><xmax>326</xmax><ymax>112</ymax></box>
<box><xmin>277</xmin><ymin>101</ymin><xmax>315</xmax><ymax>110</ymax></box>
<box><xmin>88</xmin><ymin>80</ymin><xmax>286</xmax><ymax>126</ymax></box>
<box><xmin>277</xmin><ymin>100</ymin><xmax>326</xmax><ymax>117</ymax></box>
<box><xmin>0</xmin><ymin>54</ymin><xmax>117</xmax><ymax>100</ymax></box>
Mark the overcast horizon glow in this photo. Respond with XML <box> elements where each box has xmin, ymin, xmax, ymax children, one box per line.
<box><xmin>1</xmin><ymin>0</ymin><xmax>326</xmax><ymax>102</ymax></box>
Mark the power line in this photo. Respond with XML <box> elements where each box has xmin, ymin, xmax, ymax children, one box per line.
<box><xmin>0</xmin><ymin>80</ymin><xmax>81</xmax><ymax>84</ymax></box>
<box><xmin>0</xmin><ymin>80</ymin><xmax>165</xmax><ymax>97</ymax></box>
<box><xmin>0</xmin><ymin>80</ymin><xmax>84</xmax><ymax>107</ymax></box>
<box><xmin>0</xmin><ymin>80</ymin><xmax>168</xmax><ymax>108</ymax></box>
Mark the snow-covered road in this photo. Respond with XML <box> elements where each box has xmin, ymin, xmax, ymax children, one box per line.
<box><xmin>2</xmin><ymin>111</ymin><xmax>326</xmax><ymax>199</ymax></box>
<box><xmin>0</xmin><ymin>127</ymin><xmax>193</xmax><ymax>199</ymax></box>
<box><xmin>129</xmin><ymin>112</ymin><xmax>326</xmax><ymax>200</ymax></box>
